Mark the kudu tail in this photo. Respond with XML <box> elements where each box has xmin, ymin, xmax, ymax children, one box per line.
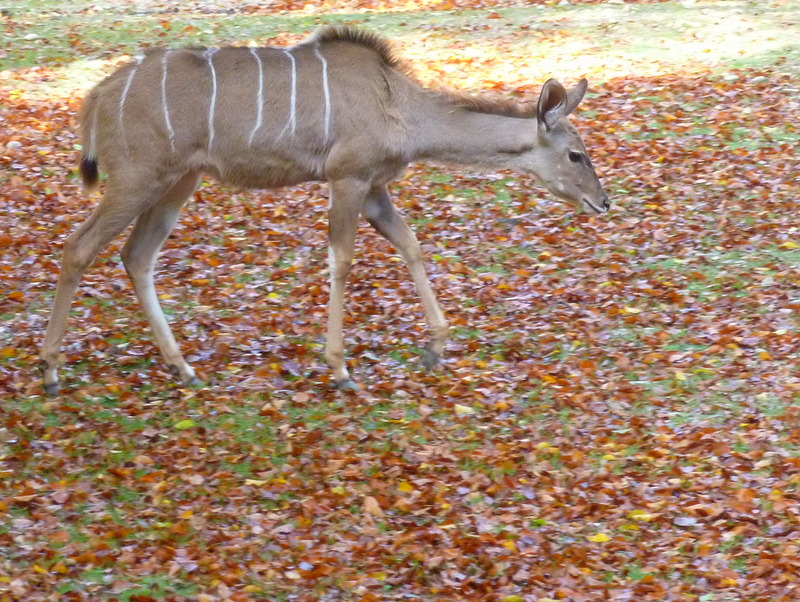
<box><xmin>79</xmin><ymin>156</ymin><xmax>99</xmax><ymax>189</ymax></box>
<box><xmin>78</xmin><ymin>88</ymin><xmax>100</xmax><ymax>190</ymax></box>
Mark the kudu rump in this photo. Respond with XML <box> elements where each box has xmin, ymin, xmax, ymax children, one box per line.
<box><xmin>41</xmin><ymin>26</ymin><xmax>609</xmax><ymax>394</ymax></box>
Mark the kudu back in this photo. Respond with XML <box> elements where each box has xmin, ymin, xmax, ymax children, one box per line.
<box><xmin>40</xmin><ymin>26</ymin><xmax>609</xmax><ymax>394</ymax></box>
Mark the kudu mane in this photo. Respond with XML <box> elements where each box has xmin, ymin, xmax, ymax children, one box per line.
<box><xmin>316</xmin><ymin>27</ymin><xmax>538</xmax><ymax>119</ymax></box>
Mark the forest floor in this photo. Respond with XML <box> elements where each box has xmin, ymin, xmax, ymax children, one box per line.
<box><xmin>2</xmin><ymin>1</ymin><xmax>800</xmax><ymax>600</ymax></box>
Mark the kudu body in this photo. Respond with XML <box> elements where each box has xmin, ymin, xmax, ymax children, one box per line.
<box><xmin>40</xmin><ymin>26</ymin><xmax>609</xmax><ymax>394</ymax></box>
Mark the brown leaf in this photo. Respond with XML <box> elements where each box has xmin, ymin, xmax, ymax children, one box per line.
<box><xmin>363</xmin><ymin>496</ymin><xmax>384</xmax><ymax>517</ymax></box>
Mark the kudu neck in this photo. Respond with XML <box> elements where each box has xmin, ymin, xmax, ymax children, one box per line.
<box><xmin>408</xmin><ymin>101</ymin><xmax>537</xmax><ymax>169</ymax></box>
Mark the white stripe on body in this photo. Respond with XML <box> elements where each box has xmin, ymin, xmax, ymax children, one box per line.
<box><xmin>281</xmin><ymin>49</ymin><xmax>297</xmax><ymax>137</ymax></box>
<box><xmin>118</xmin><ymin>55</ymin><xmax>143</xmax><ymax>152</ymax></box>
<box><xmin>88</xmin><ymin>103</ymin><xmax>98</xmax><ymax>159</ymax></box>
<box><xmin>206</xmin><ymin>49</ymin><xmax>219</xmax><ymax>152</ymax></box>
<box><xmin>161</xmin><ymin>52</ymin><xmax>176</xmax><ymax>153</ymax></box>
<box><xmin>314</xmin><ymin>44</ymin><xmax>331</xmax><ymax>140</ymax></box>
<box><xmin>248</xmin><ymin>48</ymin><xmax>265</xmax><ymax>146</ymax></box>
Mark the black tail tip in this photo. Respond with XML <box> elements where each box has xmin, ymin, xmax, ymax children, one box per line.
<box><xmin>79</xmin><ymin>156</ymin><xmax>99</xmax><ymax>189</ymax></box>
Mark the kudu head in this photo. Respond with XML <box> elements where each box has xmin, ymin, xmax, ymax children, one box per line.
<box><xmin>522</xmin><ymin>78</ymin><xmax>609</xmax><ymax>215</ymax></box>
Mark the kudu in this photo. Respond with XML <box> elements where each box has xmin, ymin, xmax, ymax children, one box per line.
<box><xmin>40</xmin><ymin>26</ymin><xmax>609</xmax><ymax>395</ymax></box>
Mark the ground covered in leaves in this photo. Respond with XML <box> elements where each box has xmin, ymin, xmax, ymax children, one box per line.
<box><xmin>2</xmin><ymin>1</ymin><xmax>800</xmax><ymax>600</ymax></box>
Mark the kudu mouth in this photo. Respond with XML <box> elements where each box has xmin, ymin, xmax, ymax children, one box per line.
<box><xmin>581</xmin><ymin>195</ymin><xmax>610</xmax><ymax>215</ymax></box>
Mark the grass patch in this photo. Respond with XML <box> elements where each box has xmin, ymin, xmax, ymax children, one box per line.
<box><xmin>3</xmin><ymin>1</ymin><xmax>798</xmax><ymax>96</ymax></box>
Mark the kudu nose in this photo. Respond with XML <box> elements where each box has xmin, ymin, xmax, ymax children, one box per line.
<box><xmin>602</xmin><ymin>197</ymin><xmax>611</xmax><ymax>211</ymax></box>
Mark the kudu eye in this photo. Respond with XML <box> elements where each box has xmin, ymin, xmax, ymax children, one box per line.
<box><xmin>568</xmin><ymin>151</ymin><xmax>584</xmax><ymax>164</ymax></box>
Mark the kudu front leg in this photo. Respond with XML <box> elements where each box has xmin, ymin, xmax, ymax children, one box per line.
<box><xmin>363</xmin><ymin>186</ymin><xmax>449</xmax><ymax>368</ymax></box>
<box><xmin>120</xmin><ymin>173</ymin><xmax>200</xmax><ymax>386</ymax></box>
<box><xmin>325</xmin><ymin>179</ymin><xmax>369</xmax><ymax>390</ymax></box>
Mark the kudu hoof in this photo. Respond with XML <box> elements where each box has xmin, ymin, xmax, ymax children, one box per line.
<box><xmin>183</xmin><ymin>377</ymin><xmax>204</xmax><ymax>389</ymax></box>
<box><xmin>334</xmin><ymin>378</ymin><xmax>359</xmax><ymax>391</ymax></box>
<box><xmin>40</xmin><ymin>360</ymin><xmax>60</xmax><ymax>397</ymax></box>
<box><xmin>420</xmin><ymin>348</ymin><xmax>441</xmax><ymax>370</ymax></box>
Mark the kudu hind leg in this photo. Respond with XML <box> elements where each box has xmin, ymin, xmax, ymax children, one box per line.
<box><xmin>40</xmin><ymin>193</ymin><xmax>143</xmax><ymax>395</ymax></box>
<box><xmin>362</xmin><ymin>186</ymin><xmax>448</xmax><ymax>368</ymax></box>
<box><xmin>120</xmin><ymin>173</ymin><xmax>199</xmax><ymax>386</ymax></box>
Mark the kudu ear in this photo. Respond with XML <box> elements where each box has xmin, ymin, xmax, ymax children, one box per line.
<box><xmin>564</xmin><ymin>78</ymin><xmax>589</xmax><ymax>116</ymax></box>
<box><xmin>537</xmin><ymin>79</ymin><xmax>569</xmax><ymax>131</ymax></box>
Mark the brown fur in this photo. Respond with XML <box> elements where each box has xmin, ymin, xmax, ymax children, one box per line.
<box><xmin>41</xmin><ymin>25</ymin><xmax>608</xmax><ymax>394</ymax></box>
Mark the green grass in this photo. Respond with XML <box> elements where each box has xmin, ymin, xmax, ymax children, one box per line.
<box><xmin>3</xmin><ymin>1</ymin><xmax>798</xmax><ymax>96</ymax></box>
